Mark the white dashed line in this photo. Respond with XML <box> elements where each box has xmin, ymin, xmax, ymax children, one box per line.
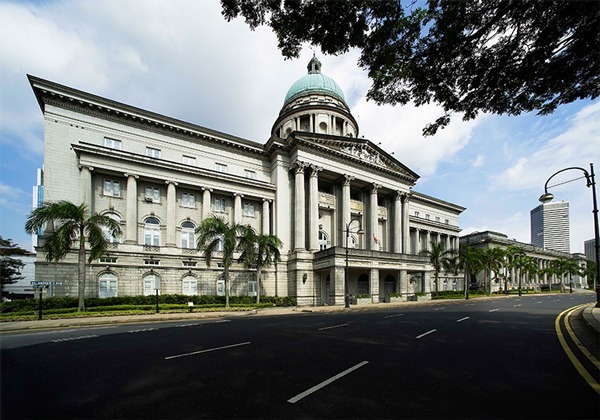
<box><xmin>416</xmin><ymin>329</ymin><xmax>437</xmax><ymax>339</ymax></box>
<box><xmin>318</xmin><ymin>323</ymin><xmax>350</xmax><ymax>331</ymax></box>
<box><xmin>489</xmin><ymin>309</ymin><xmax>499</xmax><ymax>312</ymax></box>
<box><xmin>456</xmin><ymin>317</ymin><xmax>470</xmax><ymax>323</ymax></box>
<box><xmin>128</xmin><ymin>328</ymin><xmax>157</xmax><ymax>333</ymax></box>
<box><xmin>384</xmin><ymin>314</ymin><xmax>405</xmax><ymax>319</ymax></box>
<box><xmin>52</xmin><ymin>335</ymin><xmax>98</xmax><ymax>343</ymax></box>
<box><xmin>287</xmin><ymin>361</ymin><xmax>369</xmax><ymax>403</ymax></box>
<box><xmin>165</xmin><ymin>341</ymin><xmax>251</xmax><ymax>360</ymax></box>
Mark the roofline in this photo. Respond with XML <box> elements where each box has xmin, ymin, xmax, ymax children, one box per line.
<box><xmin>27</xmin><ymin>74</ymin><xmax>266</xmax><ymax>152</ymax></box>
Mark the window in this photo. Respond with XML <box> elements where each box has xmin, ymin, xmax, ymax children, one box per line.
<box><xmin>244</xmin><ymin>169</ymin><xmax>256</xmax><ymax>179</ymax></box>
<box><xmin>425</xmin><ymin>214</ymin><xmax>430</xmax><ymax>220</ymax></box>
<box><xmin>144</xmin><ymin>217</ymin><xmax>160</xmax><ymax>246</ymax></box>
<box><xmin>248</xmin><ymin>276</ymin><xmax>257</xmax><ymax>297</ymax></box>
<box><xmin>243</xmin><ymin>203</ymin><xmax>255</xmax><ymax>217</ymax></box>
<box><xmin>103</xmin><ymin>179</ymin><xmax>121</xmax><ymax>197</ymax></box>
<box><xmin>182</xmin><ymin>192</ymin><xmax>195</xmax><ymax>208</ymax></box>
<box><xmin>436</xmin><ymin>216</ymin><xmax>440</xmax><ymax>222</ymax></box>
<box><xmin>146</xmin><ymin>147</ymin><xmax>161</xmax><ymax>158</ymax></box>
<box><xmin>182</xmin><ymin>155</ymin><xmax>196</xmax><ymax>166</ymax></box>
<box><xmin>182</xmin><ymin>276</ymin><xmax>198</xmax><ymax>295</ymax></box>
<box><xmin>145</xmin><ymin>186</ymin><xmax>160</xmax><ymax>203</ymax></box>
<box><xmin>445</xmin><ymin>219</ymin><xmax>450</xmax><ymax>224</ymax></box>
<box><xmin>181</xmin><ymin>221</ymin><xmax>195</xmax><ymax>249</ymax></box>
<box><xmin>99</xmin><ymin>257</ymin><xmax>117</xmax><ymax>264</ymax></box>
<box><xmin>144</xmin><ymin>259</ymin><xmax>159</xmax><ymax>266</ymax></box>
<box><xmin>104</xmin><ymin>138</ymin><xmax>122</xmax><ymax>150</ymax></box>
<box><xmin>357</xmin><ymin>274</ymin><xmax>369</xmax><ymax>295</ymax></box>
<box><xmin>216</xmin><ymin>275</ymin><xmax>225</xmax><ymax>296</ymax></box>
<box><xmin>182</xmin><ymin>261</ymin><xmax>197</xmax><ymax>267</ymax></box>
<box><xmin>319</xmin><ymin>231</ymin><xmax>329</xmax><ymax>251</ymax></box>
<box><xmin>414</xmin><ymin>211</ymin><xmax>420</xmax><ymax>217</ymax></box>
<box><xmin>101</xmin><ymin>213</ymin><xmax>121</xmax><ymax>243</ymax></box>
<box><xmin>214</xmin><ymin>197</ymin><xmax>227</xmax><ymax>213</ymax></box>
<box><xmin>215</xmin><ymin>163</ymin><xmax>228</xmax><ymax>173</ymax></box>
<box><xmin>99</xmin><ymin>273</ymin><xmax>117</xmax><ymax>298</ymax></box>
<box><xmin>144</xmin><ymin>274</ymin><xmax>160</xmax><ymax>295</ymax></box>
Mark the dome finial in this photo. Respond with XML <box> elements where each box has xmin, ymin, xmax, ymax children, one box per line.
<box><xmin>307</xmin><ymin>54</ymin><xmax>322</xmax><ymax>74</ymax></box>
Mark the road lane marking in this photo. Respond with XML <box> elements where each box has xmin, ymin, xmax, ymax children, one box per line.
<box><xmin>165</xmin><ymin>341</ymin><xmax>251</xmax><ymax>360</ymax></box>
<box><xmin>456</xmin><ymin>317</ymin><xmax>469</xmax><ymax>323</ymax></box>
<box><xmin>416</xmin><ymin>329</ymin><xmax>437</xmax><ymax>339</ymax></box>
<box><xmin>384</xmin><ymin>314</ymin><xmax>405</xmax><ymax>319</ymax></box>
<box><xmin>287</xmin><ymin>361</ymin><xmax>369</xmax><ymax>404</ymax></box>
<box><xmin>433</xmin><ymin>307</ymin><xmax>446</xmax><ymax>311</ymax></box>
<box><xmin>555</xmin><ymin>306</ymin><xmax>600</xmax><ymax>395</ymax></box>
<box><xmin>513</xmin><ymin>304</ymin><xmax>522</xmax><ymax>307</ymax></box>
<box><xmin>489</xmin><ymin>309</ymin><xmax>499</xmax><ymax>312</ymax></box>
<box><xmin>564</xmin><ymin>305</ymin><xmax>600</xmax><ymax>369</ymax></box>
<box><xmin>51</xmin><ymin>335</ymin><xmax>98</xmax><ymax>343</ymax></box>
<box><xmin>128</xmin><ymin>328</ymin><xmax>157</xmax><ymax>333</ymax></box>
<box><xmin>318</xmin><ymin>323</ymin><xmax>349</xmax><ymax>331</ymax></box>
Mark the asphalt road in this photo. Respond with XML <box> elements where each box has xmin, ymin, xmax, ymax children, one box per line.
<box><xmin>1</xmin><ymin>294</ymin><xmax>598</xmax><ymax>419</ymax></box>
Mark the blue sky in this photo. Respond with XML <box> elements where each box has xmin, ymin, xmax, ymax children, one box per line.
<box><xmin>1</xmin><ymin>0</ymin><xmax>599</xmax><ymax>253</ymax></box>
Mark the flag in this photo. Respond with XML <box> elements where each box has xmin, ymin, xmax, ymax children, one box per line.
<box><xmin>373</xmin><ymin>234</ymin><xmax>379</xmax><ymax>243</ymax></box>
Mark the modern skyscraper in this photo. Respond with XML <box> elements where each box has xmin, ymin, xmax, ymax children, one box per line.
<box><xmin>530</xmin><ymin>201</ymin><xmax>570</xmax><ymax>253</ymax></box>
<box><xmin>584</xmin><ymin>238</ymin><xmax>597</xmax><ymax>263</ymax></box>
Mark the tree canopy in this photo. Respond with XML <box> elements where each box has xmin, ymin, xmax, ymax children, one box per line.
<box><xmin>222</xmin><ymin>0</ymin><xmax>600</xmax><ymax>135</ymax></box>
<box><xmin>0</xmin><ymin>236</ymin><xmax>30</xmax><ymax>296</ymax></box>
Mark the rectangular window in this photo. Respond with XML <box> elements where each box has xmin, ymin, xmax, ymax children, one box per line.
<box><xmin>103</xmin><ymin>179</ymin><xmax>121</xmax><ymax>197</ymax></box>
<box><xmin>144</xmin><ymin>259</ymin><xmax>160</xmax><ymax>266</ymax></box>
<box><xmin>414</xmin><ymin>211</ymin><xmax>420</xmax><ymax>217</ymax></box>
<box><xmin>215</xmin><ymin>163</ymin><xmax>228</xmax><ymax>173</ymax></box>
<box><xmin>425</xmin><ymin>214</ymin><xmax>430</xmax><ymax>220</ymax></box>
<box><xmin>104</xmin><ymin>138</ymin><xmax>122</xmax><ymax>150</ymax></box>
<box><xmin>435</xmin><ymin>216</ymin><xmax>440</xmax><ymax>222</ymax></box>
<box><xmin>182</xmin><ymin>261</ymin><xmax>197</xmax><ymax>267</ymax></box>
<box><xmin>182</xmin><ymin>155</ymin><xmax>196</xmax><ymax>166</ymax></box>
<box><xmin>146</xmin><ymin>147</ymin><xmax>161</xmax><ymax>158</ymax></box>
<box><xmin>214</xmin><ymin>197</ymin><xmax>227</xmax><ymax>213</ymax></box>
<box><xmin>145</xmin><ymin>186</ymin><xmax>160</xmax><ymax>203</ymax></box>
<box><xmin>182</xmin><ymin>192</ymin><xmax>195</xmax><ymax>208</ymax></box>
<box><xmin>243</xmin><ymin>203</ymin><xmax>255</xmax><ymax>217</ymax></box>
<box><xmin>99</xmin><ymin>257</ymin><xmax>117</xmax><ymax>264</ymax></box>
<box><xmin>244</xmin><ymin>169</ymin><xmax>256</xmax><ymax>179</ymax></box>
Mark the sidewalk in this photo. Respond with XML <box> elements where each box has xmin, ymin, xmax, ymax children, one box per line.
<box><xmin>1</xmin><ymin>294</ymin><xmax>598</xmax><ymax>336</ymax></box>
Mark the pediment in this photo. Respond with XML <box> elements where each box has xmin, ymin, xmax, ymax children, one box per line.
<box><xmin>291</xmin><ymin>133</ymin><xmax>419</xmax><ymax>182</ymax></box>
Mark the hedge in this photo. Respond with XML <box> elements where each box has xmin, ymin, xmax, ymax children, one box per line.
<box><xmin>0</xmin><ymin>294</ymin><xmax>296</xmax><ymax>313</ymax></box>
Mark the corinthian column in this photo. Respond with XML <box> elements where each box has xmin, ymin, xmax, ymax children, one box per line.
<box><xmin>340</xmin><ymin>174</ymin><xmax>353</xmax><ymax>247</ymax></box>
<box><xmin>394</xmin><ymin>191</ymin><xmax>402</xmax><ymax>253</ymax></box>
<box><xmin>293</xmin><ymin>162</ymin><xmax>306</xmax><ymax>250</ymax></box>
<box><xmin>166</xmin><ymin>181</ymin><xmax>178</xmax><ymax>247</ymax></box>
<box><xmin>369</xmin><ymin>183</ymin><xmax>380</xmax><ymax>251</ymax></box>
<box><xmin>125</xmin><ymin>173</ymin><xmax>138</xmax><ymax>244</ymax></box>
<box><xmin>401</xmin><ymin>192</ymin><xmax>411</xmax><ymax>253</ymax></box>
<box><xmin>308</xmin><ymin>165</ymin><xmax>322</xmax><ymax>251</ymax></box>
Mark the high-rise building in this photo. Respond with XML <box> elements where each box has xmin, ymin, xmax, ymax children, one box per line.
<box><xmin>584</xmin><ymin>238</ymin><xmax>597</xmax><ymax>263</ymax></box>
<box><xmin>530</xmin><ymin>201</ymin><xmax>570</xmax><ymax>253</ymax></box>
<box><xmin>31</xmin><ymin>167</ymin><xmax>44</xmax><ymax>251</ymax></box>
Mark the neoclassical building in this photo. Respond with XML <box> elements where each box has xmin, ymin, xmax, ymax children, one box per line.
<box><xmin>29</xmin><ymin>57</ymin><xmax>465</xmax><ymax>305</ymax></box>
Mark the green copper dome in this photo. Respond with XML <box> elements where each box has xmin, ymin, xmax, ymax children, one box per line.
<box><xmin>284</xmin><ymin>56</ymin><xmax>346</xmax><ymax>105</ymax></box>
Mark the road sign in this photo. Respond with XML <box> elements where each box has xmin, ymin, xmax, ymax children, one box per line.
<box><xmin>30</xmin><ymin>281</ymin><xmax>63</xmax><ymax>285</ymax></box>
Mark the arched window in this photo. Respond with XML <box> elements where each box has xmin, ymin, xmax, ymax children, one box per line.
<box><xmin>102</xmin><ymin>213</ymin><xmax>121</xmax><ymax>243</ymax></box>
<box><xmin>181</xmin><ymin>221</ymin><xmax>195</xmax><ymax>249</ymax></box>
<box><xmin>99</xmin><ymin>272</ymin><xmax>117</xmax><ymax>298</ymax></box>
<box><xmin>182</xmin><ymin>275</ymin><xmax>197</xmax><ymax>295</ymax></box>
<box><xmin>144</xmin><ymin>217</ymin><xmax>160</xmax><ymax>246</ymax></box>
<box><xmin>144</xmin><ymin>273</ymin><xmax>160</xmax><ymax>296</ymax></box>
<box><xmin>318</xmin><ymin>230</ymin><xmax>329</xmax><ymax>251</ymax></box>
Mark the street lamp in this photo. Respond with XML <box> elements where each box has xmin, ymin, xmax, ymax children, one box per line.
<box><xmin>539</xmin><ymin>163</ymin><xmax>600</xmax><ymax>307</ymax></box>
<box><xmin>345</xmin><ymin>219</ymin><xmax>364</xmax><ymax>308</ymax></box>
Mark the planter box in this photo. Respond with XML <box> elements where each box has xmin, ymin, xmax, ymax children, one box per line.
<box><xmin>389</xmin><ymin>296</ymin><xmax>405</xmax><ymax>303</ymax></box>
<box><xmin>408</xmin><ymin>294</ymin><xmax>430</xmax><ymax>302</ymax></box>
<box><xmin>356</xmin><ymin>297</ymin><xmax>371</xmax><ymax>305</ymax></box>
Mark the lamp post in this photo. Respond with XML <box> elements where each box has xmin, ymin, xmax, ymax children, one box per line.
<box><xmin>539</xmin><ymin>163</ymin><xmax>600</xmax><ymax>307</ymax></box>
<box><xmin>345</xmin><ymin>219</ymin><xmax>364</xmax><ymax>308</ymax></box>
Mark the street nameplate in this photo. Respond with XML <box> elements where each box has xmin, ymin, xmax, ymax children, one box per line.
<box><xmin>30</xmin><ymin>281</ymin><xmax>63</xmax><ymax>285</ymax></box>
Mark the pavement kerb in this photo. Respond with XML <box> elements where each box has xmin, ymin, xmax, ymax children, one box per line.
<box><xmin>1</xmin><ymin>292</ymin><xmax>597</xmax><ymax>334</ymax></box>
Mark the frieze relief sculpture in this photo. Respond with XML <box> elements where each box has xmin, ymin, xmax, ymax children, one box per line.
<box><xmin>341</xmin><ymin>145</ymin><xmax>386</xmax><ymax>167</ymax></box>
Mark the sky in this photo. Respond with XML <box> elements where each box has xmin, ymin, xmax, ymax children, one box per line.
<box><xmin>1</xmin><ymin>0</ymin><xmax>599</xmax><ymax>254</ymax></box>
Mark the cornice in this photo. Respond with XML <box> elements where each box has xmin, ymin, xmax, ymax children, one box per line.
<box><xmin>411</xmin><ymin>191</ymin><xmax>466</xmax><ymax>214</ymax></box>
<box><xmin>71</xmin><ymin>142</ymin><xmax>277</xmax><ymax>192</ymax></box>
<box><xmin>28</xmin><ymin>74</ymin><xmax>266</xmax><ymax>156</ymax></box>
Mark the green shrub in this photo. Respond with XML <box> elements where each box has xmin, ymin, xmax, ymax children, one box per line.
<box><xmin>431</xmin><ymin>291</ymin><xmax>464</xmax><ymax>299</ymax></box>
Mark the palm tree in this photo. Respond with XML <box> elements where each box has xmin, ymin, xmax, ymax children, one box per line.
<box><xmin>459</xmin><ymin>245</ymin><xmax>484</xmax><ymax>296</ymax></box>
<box><xmin>238</xmin><ymin>231</ymin><xmax>283</xmax><ymax>304</ymax></box>
<box><xmin>550</xmin><ymin>257</ymin><xmax>582</xmax><ymax>292</ymax></box>
<box><xmin>195</xmin><ymin>216</ymin><xmax>253</xmax><ymax>308</ymax></box>
<box><xmin>24</xmin><ymin>201</ymin><xmax>121</xmax><ymax>311</ymax></box>
<box><xmin>480</xmin><ymin>247</ymin><xmax>505</xmax><ymax>295</ymax></box>
<box><xmin>420</xmin><ymin>241</ymin><xmax>455</xmax><ymax>292</ymax></box>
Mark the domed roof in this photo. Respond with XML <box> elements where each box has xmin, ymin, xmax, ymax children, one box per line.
<box><xmin>284</xmin><ymin>56</ymin><xmax>346</xmax><ymax>105</ymax></box>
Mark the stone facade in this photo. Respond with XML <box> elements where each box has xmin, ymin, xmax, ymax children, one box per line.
<box><xmin>29</xmin><ymin>58</ymin><xmax>465</xmax><ymax>305</ymax></box>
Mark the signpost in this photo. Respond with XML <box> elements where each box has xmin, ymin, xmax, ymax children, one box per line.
<box><xmin>30</xmin><ymin>281</ymin><xmax>63</xmax><ymax>320</ymax></box>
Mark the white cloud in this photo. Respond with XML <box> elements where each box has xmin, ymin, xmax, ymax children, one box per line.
<box><xmin>0</xmin><ymin>182</ymin><xmax>27</xmax><ymax>210</ymax></box>
<box><xmin>473</xmin><ymin>154</ymin><xmax>486</xmax><ymax>168</ymax></box>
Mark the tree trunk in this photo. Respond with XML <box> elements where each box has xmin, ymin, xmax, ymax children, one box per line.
<box><xmin>78</xmin><ymin>229</ymin><xmax>86</xmax><ymax>312</ymax></box>
<box><xmin>256</xmin><ymin>266</ymin><xmax>262</xmax><ymax>304</ymax></box>
<box><xmin>224</xmin><ymin>266</ymin><xmax>230</xmax><ymax>308</ymax></box>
